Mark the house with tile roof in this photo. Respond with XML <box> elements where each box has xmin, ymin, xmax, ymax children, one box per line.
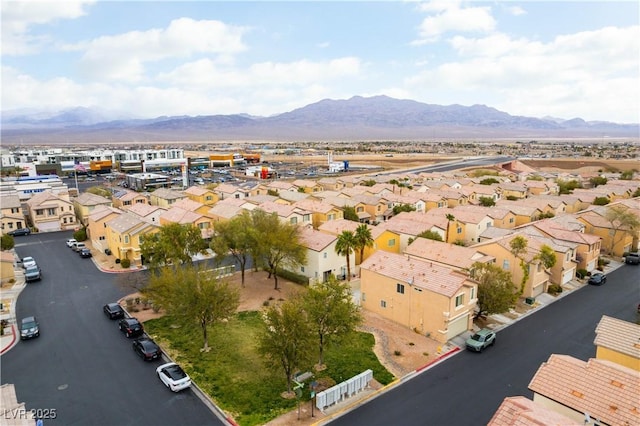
<box><xmin>86</xmin><ymin>205</ymin><xmax>122</xmax><ymax>253</ymax></box>
<box><xmin>576</xmin><ymin>209</ymin><xmax>636</xmax><ymax>256</ymax></box>
<box><xmin>105</xmin><ymin>212</ymin><xmax>158</xmax><ymax>266</ymax></box>
<box><xmin>293</xmin><ymin>226</ymin><xmax>344</xmax><ymax>284</ymax></box>
<box><xmin>384</xmin><ymin>192</ymin><xmax>426</xmax><ymax>213</ymax></box>
<box><xmin>183</xmin><ymin>185</ymin><xmax>219</xmax><ymax>206</ymax></box>
<box><xmin>214</xmin><ymin>183</ymin><xmax>250</xmax><ymax>200</ymax></box>
<box><xmin>207</xmin><ymin>203</ymin><xmax>246</xmax><ymax>224</ymax></box>
<box><xmin>488</xmin><ymin>396</ymin><xmax>580</xmax><ymax>426</ymax></box>
<box><xmin>447</xmin><ymin>207</ymin><xmax>494</xmax><ymax>244</ymax></box>
<box><xmin>292</xmin><ymin>199</ymin><xmax>343</xmax><ymax>228</ymax></box>
<box><xmin>159</xmin><ymin>206</ymin><xmax>214</xmax><ymax>239</ymax></box>
<box><xmin>149</xmin><ymin>187</ymin><xmax>187</xmax><ymax>208</ymax></box>
<box><xmin>360</xmin><ymin>250</ymin><xmax>477</xmax><ymax>343</ymax></box>
<box><xmin>593</xmin><ymin>315</ymin><xmax>640</xmax><ymax>372</ymax></box>
<box><xmin>528</xmin><ymin>354</ymin><xmax>640</xmax><ymax>426</ymax></box>
<box><xmin>255</xmin><ymin>201</ymin><xmax>311</xmax><ymax>226</ymax></box>
<box><xmin>266</xmin><ymin>180</ymin><xmax>298</xmax><ymax>193</ymax></box>
<box><xmin>126</xmin><ymin>203</ymin><xmax>165</xmax><ymax>225</ymax></box>
<box><xmin>291</xmin><ymin>179</ymin><xmax>324</xmax><ymax>194</ymax></box>
<box><xmin>518</xmin><ymin>227</ymin><xmax>579</xmax><ymax>285</ymax></box>
<box><xmin>522</xmin><ymin>180</ymin><xmax>558</xmax><ymax>196</ymax></box>
<box><xmin>0</xmin><ymin>251</ymin><xmax>16</xmax><ymax>286</ymax></box>
<box><xmin>24</xmin><ymin>190</ymin><xmax>77</xmax><ymax>232</ymax></box>
<box><xmin>471</xmin><ymin>232</ymin><xmax>551</xmax><ymax>298</ymax></box>
<box><xmin>536</xmin><ymin>194</ymin><xmax>583</xmax><ymax>214</ymax></box>
<box><xmin>317</xmin><ymin>177</ymin><xmax>345</xmax><ymax>191</ymax></box>
<box><xmin>378</xmin><ymin>215</ymin><xmax>445</xmax><ymax>253</ymax></box>
<box><xmin>494</xmin><ymin>200</ymin><xmax>543</xmax><ymax>226</ymax></box>
<box><xmin>498</xmin><ymin>182</ymin><xmax>530</xmax><ymax>200</ymax></box>
<box><xmin>73</xmin><ymin>192</ymin><xmax>112</xmax><ymax>226</ymax></box>
<box><xmin>0</xmin><ymin>194</ymin><xmax>28</xmax><ymax>236</ymax></box>
<box><xmin>111</xmin><ymin>189</ymin><xmax>148</xmax><ymax>211</ymax></box>
<box><xmin>405</xmin><ymin>238</ymin><xmax>494</xmax><ymax>272</ymax></box>
<box><xmin>530</xmin><ymin>219</ymin><xmax>601</xmax><ymax>272</ymax></box>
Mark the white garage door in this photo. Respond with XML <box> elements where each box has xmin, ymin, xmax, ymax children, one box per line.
<box><xmin>446</xmin><ymin>313</ymin><xmax>469</xmax><ymax>340</ymax></box>
<box><xmin>562</xmin><ymin>268</ymin><xmax>575</xmax><ymax>285</ymax></box>
<box><xmin>36</xmin><ymin>221</ymin><xmax>60</xmax><ymax>232</ymax></box>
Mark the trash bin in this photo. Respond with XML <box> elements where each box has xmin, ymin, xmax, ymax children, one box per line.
<box><xmin>104</xmin><ymin>248</ymin><xmax>112</xmax><ymax>255</ymax></box>
<box><xmin>525</xmin><ymin>297</ymin><xmax>535</xmax><ymax>305</ymax></box>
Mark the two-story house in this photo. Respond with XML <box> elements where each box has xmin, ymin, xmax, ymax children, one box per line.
<box><xmin>183</xmin><ymin>186</ymin><xmax>219</xmax><ymax>206</ymax></box>
<box><xmin>86</xmin><ymin>205</ymin><xmax>122</xmax><ymax>253</ymax></box>
<box><xmin>0</xmin><ymin>194</ymin><xmax>27</xmax><ymax>235</ymax></box>
<box><xmin>295</xmin><ymin>226</ymin><xmax>344</xmax><ymax>284</ymax></box>
<box><xmin>149</xmin><ymin>188</ymin><xmax>187</xmax><ymax>208</ymax></box>
<box><xmin>531</xmin><ymin>219</ymin><xmax>601</xmax><ymax>272</ymax></box>
<box><xmin>105</xmin><ymin>213</ymin><xmax>158</xmax><ymax>266</ymax></box>
<box><xmin>111</xmin><ymin>189</ymin><xmax>148</xmax><ymax>211</ymax></box>
<box><xmin>24</xmin><ymin>190</ymin><xmax>77</xmax><ymax>232</ymax></box>
<box><xmin>73</xmin><ymin>192</ymin><xmax>112</xmax><ymax>226</ymax></box>
<box><xmin>405</xmin><ymin>238</ymin><xmax>494</xmax><ymax>272</ymax></box>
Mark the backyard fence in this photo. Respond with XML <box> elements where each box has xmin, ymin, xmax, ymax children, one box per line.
<box><xmin>315</xmin><ymin>369</ymin><xmax>373</xmax><ymax>411</ymax></box>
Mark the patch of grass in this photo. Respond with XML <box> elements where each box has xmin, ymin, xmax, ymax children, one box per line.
<box><xmin>145</xmin><ymin>312</ymin><xmax>393</xmax><ymax>426</ymax></box>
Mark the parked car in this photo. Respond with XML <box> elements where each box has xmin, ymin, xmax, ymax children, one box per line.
<box><xmin>71</xmin><ymin>242</ymin><xmax>86</xmax><ymax>252</ymax></box>
<box><xmin>156</xmin><ymin>362</ymin><xmax>192</xmax><ymax>392</ymax></box>
<box><xmin>118</xmin><ymin>318</ymin><xmax>143</xmax><ymax>338</ymax></box>
<box><xmin>21</xmin><ymin>257</ymin><xmax>37</xmax><ymax>269</ymax></box>
<box><xmin>103</xmin><ymin>303</ymin><xmax>125</xmax><ymax>320</ymax></box>
<box><xmin>8</xmin><ymin>228</ymin><xmax>31</xmax><ymax>236</ymax></box>
<box><xmin>66</xmin><ymin>238</ymin><xmax>77</xmax><ymax>248</ymax></box>
<box><xmin>588</xmin><ymin>272</ymin><xmax>607</xmax><ymax>285</ymax></box>
<box><xmin>79</xmin><ymin>248</ymin><xmax>92</xmax><ymax>258</ymax></box>
<box><xmin>625</xmin><ymin>252</ymin><xmax>640</xmax><ymax>265</ymax></box>
<box><xmin>24</xmin><ymin>265</ymin><xmax>42</xmax><ymax>282</ymax></box>
<box><xmin>20</xmin><ymin>316</ymin><xmax>40</xmax><ymax>340</ymax></box>
<box><xmin>465</xmin><ymin>328</ymin><xmax>496</xmax><ymax>352</ymax></box>
<box><xmin>132</xmin><ymin>337</ymin><xmax>162</xmax><ymax>361</ymax></box>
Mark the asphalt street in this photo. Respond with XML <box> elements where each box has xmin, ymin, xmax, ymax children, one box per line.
<box><xmin>2</xmin><ymin>232</ymin><xmax>224</xmax><ymax>426</ymax></box>
<box><xmin>329</xmin><ymin>264</ymin><xmax>640</xmax><ymax>426</ymax></box>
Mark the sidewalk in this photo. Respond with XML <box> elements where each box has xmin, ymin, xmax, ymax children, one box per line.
<box><xmin>0</xmin><ymin>251</ymin><xmax>26</xmax><ymax>355</ymax></box>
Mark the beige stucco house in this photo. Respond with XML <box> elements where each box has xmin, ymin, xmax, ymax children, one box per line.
<box><xmin>24</xmin><ymin>190</ymin><xmax>77</xmax><ymax>232</ymax></box>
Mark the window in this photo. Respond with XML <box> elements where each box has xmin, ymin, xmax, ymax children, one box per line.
<box><xmin>566</xmin><ymin>251</ymin><xmax>571</xmax><ymax>261</ymax></box>
<box><xmin>397</xmin><ymin>283</ymin><xmax>405</xmax><ymax>294</ymax></box>
<box><xmin>303</xmin><ymin>214</ymin><xmax>310</xmax><ymax>222</ymax></box>
<box><xmin>357</xmin><ymin>207</ymin><xmax>364</xmax><ymax>213</ymax></box>
<box><xmin>328</xmin><ymin>214</ymin><xmax>335</xmax><ymax>220</ymax></box>
<box><xmin>455</xmin><ymin>294</ymin><xmax>464</xmax><ymax>307</ymax></box>
<box><xmin>123</xmin><ymin>201</ymin><xmax>131</xmax><ymax>206</ymax></box>
<box><xmin>235</xmin><ymin>194</ymin><xmax>240</xmax><ymax>199</ymax></box>
<box><xmin>502</xmin><ymin>259</ymin><xmax>510</xmax><ymax>270</ymax></box>
<box><xmin>509</xmin><ymin>217</ymin><xmax>514</xmax><ymax>224</ymax></box>
<box><xmin>124</xmin><ymin>235</ymin><xmax>130</xmax><ymax>244</ymax></box>
<box><xmin>290</xmin><ymin>217</ymin><xmax>297</xmax><ymax>225</ymax></box>
<box><xmin>323</xmin><ymin>252</ymin><xmax>327</xmax><ymax>258</ymax></box>
<box><xmin>362</xmin><ymin>293</ymin><xmax>366</xmax><ymax>301</ymax></box>
<box><xmin>457</xmin><ymin>227</ymin><xmax>463</xmax><ymax>234</ymax></box>
<box><xmin>380</xmin><ymin>300</ymin><xmax>386</xmax><ymax>308</ymax></box>
<box><xmin>388</xmin><ymin>239</ymin><xmax>396</xmax><ymax>247</ymax></box>
<box><xmin>206</xmin><ymin>195</ymin><xmax>212</xmax><ymax>201</ymax></box>
<box><xmin>470</xmin><ymin>287</ymin><xmax>475</xmax><ymax>300</ymax></box>
<box><xmin>99</xmin><ymin>236</ymin><xmax>105</xmax><ymax>241</ymax></box>
<box><xmin>136</xmin><ymin>199</ymin><xmax>145</xmax><ymax>204</ymax></box>
<box><xmin>301</xmin><ymin>266</ymin><xmax>305</xmax><ymax>273</ymax></box>
<box><xmin>35</xmin><ymin>209</ymin><xmax>44</xmax><ymax>216</ymax></box>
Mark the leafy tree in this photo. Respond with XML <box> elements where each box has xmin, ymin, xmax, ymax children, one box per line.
<box><xmin>297</xmin><ymin>187</ymin><xmax>306</xmax><ymax>193</ymax></box>
<box><xmin>592</xmin><ymin>196</ymin><xmax>610</xmax><ymax>206</ymax></box>
<box><xmin>342</xmin><ymin>206</ymin><xmax>359</xmax><ymax>222</ymax></box>
<box><xmin>604</xmin><ymin>205</ymin><xmax>640</xmax><ymax>254</ymax></box>
<box><xmin>479</xmin><ymin>177</ymin><xmax>499</xmax><ymax>185</ymax></box>
<box><xmin>620</xmin><ymin>170</ymin><xmax>635</xmax><ymax>180</ymax></box>
<box><xmin>470</xmin><ymin>261</ymin><xmax>518</xmax><ymax>317</ymax></box>
<box><xmin>335</xmin><ymin>230</ymin><xmax>357</xmax><ymax>281</ymax></box>
<box><xmin>143</xmin><ymin>265</ymin><xmax>240</xmax><ymax>352</ymax></box>
<box><xmin>210</xmin><ymin>211</ymin><xmax>254</xmax><ymax>287</ymax></box>
<box><xmin>478</xmin><ymin>196</ymin><xmax>496</xmax><ymax>207</ymax></box>
<box><xmin>140</xmin><ymin>223</ymin><xmax>207</xmax><ymax>269</ymax></box>
<box><xmin>253</xmin><ymin>210</ymin><xmax>306</xmax><ymax>289</ymax></box>
<box><xmin>360</xmin><ymin>179</ymin><xmax>376</xmax><ymax>187</ymax></box>
<box><xmin>257</xmin><ymin>297</ymin><xmax>315</xmax><ymax>393</ymax></box>
<box><xmin>556</xmin><ymin>179</ymin><xmax>580</xmax><ymax>194</ymax></box>
<box><xmin>414</xmin><ymin>230</ymin><xmax>443</xmax><ymax>242</ymax></box>
<box><xmin>535</xmin><ymin>212</ymin><xmax>555</xmax><ymax>220</ymax></box>
<box><xmin>392</xmin><ymin>204</ymin><xmax>415</xmax><ymax>215</ymax></box>
<box><xmin>303</xmin><ymin>276</ymin><xmax>362</xmax><ymax>367</ymax></box>
<box><xmin>589</xmin><ymin>176</ymin><xmax>608</xmax><ymax>187</ymax></box>
<box><xmin>354</xmin><ymin>224</ymin><xmax>374</xmax><ymax>265</ymax></box>
<box><xmin>73</xmin><ymin>227</ymin><xmax>87</xmax><ymax>242</ymax></box>
<box><xmin>536</xmin><ymin>244</ymin><xmax>557</xmax><ymax>271</ymax></box>
<box><xmin>509</xmin><ymin>235</ymin><xmax>529</xmax><ymax>297</ymax></box>
<box><xmin>86</xmin><ymin>186</ymin><xmax>112</xmax><ymax>198</ymax></box>
<box><xmin>1</xmin><ymin>234</ymin><xmax>15</xmax><ymax>250</ymax></box>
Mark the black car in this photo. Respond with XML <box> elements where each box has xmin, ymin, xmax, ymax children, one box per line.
<box><xmin>132</xmin><ymin>337</ymin><xmax>162</xmax><ymax>361</ymax></box>
<box><xmin>79</xmin><ymin>248</ymin><xmax>92</xmax><ymax>258</ymax></box>
<box><xmin>588</xmin><ymin>272</ymin><xmax>607</xmax><ymax>285</ymax></box>
<box><xmin>118</xmin><ymin>318</ymin><xmax>143</xmax><ymax>338</ymax></box>
<box><xmin>103</xmin><ymin>303</ymin><xmax>125</xmax><ymax>320</ymax></box>
<box><xmin>20</xmin><ymin>316</ymin><xmax>39</xmax><ymax>340</ymax></box>
<box><xmin>9</xmin><ymin>228</ymin><xmax>31</xmax><ymax>236</ymax></box>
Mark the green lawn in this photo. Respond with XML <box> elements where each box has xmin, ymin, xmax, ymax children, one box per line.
<box><xmin>145</xmin><ymin>311</ymin><xmax>394</xmax><ymax>426</ymax></box>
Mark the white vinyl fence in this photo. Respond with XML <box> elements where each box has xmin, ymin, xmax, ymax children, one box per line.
<box><xmin>315</xmin><ymin>369</ymin><xmax>373</xmax><ymax>411</ymax></box>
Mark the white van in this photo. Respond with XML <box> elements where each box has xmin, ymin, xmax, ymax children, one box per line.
<box><xmin>72</xmin><ymin>242</ymin><xmax>87</xmax><ymax>252</ymax></box>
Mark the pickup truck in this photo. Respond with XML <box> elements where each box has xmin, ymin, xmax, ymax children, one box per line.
<box><xmin>624</xmin><ymin>252</ymin><xmax>639</xmax><ymax>265</ymax></box>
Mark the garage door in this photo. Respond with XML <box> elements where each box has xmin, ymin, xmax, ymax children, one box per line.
<box><xmin>562</xmin><ymin>268</ymin><xmax>575</xmax><ymax>285</ymax></box>
<box><xmin>36</xmin><ymin>221</ymin><xmax>60</xmax><ymax>232</ymax></box>
<box><xmin>446</xmin><ymin>313</ymin><xmax>469</xmax><ymax>340</ymax></box>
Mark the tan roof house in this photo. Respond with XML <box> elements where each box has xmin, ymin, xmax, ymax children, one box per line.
<box><xmin>0</xmin><ymin>194</ymin><xmax>28</xmax><ymax>236</ymax></box>
<box><xmin>471</xmin><ymin>232</ymin><xmax>551</xmax><ymax>298</ymax></box>
<box><xmin>105</xmin><ymin>213</ymin><xmax>158</xmax><ymax>266</ymax></box>
<box><xmin>317</xmin><ymin>177</ymin><xmax>345</xmax><ymax>192</ymax></box>
<box><xmin>405</xmin><ymin>238</ymin><xmax>494</xmax><ymax>272</ymax></box>
<box><xmin>24</xmin><ymin>190</ymin><xmax>77</xmax><ymax>232</ymax></box>
<box><xmin>207</xmin><ymin>203</ymin><xmax>245</xmax><ymax>224</ymax></box>
<box><xmin>576</xmin><ymin>209</ymin><xmax>635</xmax><ymax>256</ymax></box>
<box><xmin>488</xmin><ymin>396</ymin><xmax>580</xmax><ymax>426</ymax></box>
<box><xmin>528</xmin><ymin>355</ymin><xmax>640</xmax><ymax>426</ymax></box>
<box><xmin>292</xmin><ymin>199</ymin><xmax>343</xmax><ymax>228</ymax></box>
<box><xmin>495</xmin><ymin>200</ymin><xmax>543</xmax><ymax>226</ymax></box>
<box><xmin>593</xmin><ymin>315</ymin><xmax>640</xmax><ymax>372</ymax></box>
<box><xmin>531</xmin><ymin>219</ymin><xmax>601</xmax><ymax>272</ymax></box>
<box><xmin>360</xmin><ymin>251</ymin><xmax>478</xmax><ymax>343</ymax></box>
<box><xmin>255</xmin><ymin>201</ymin><xmax>311</xmax><ymax>226</ymax></box>
<box><xmin>519</xmin><ymin>227</ymin><xmax>578</xmax><ymax>285</ymax></box>
<box><xmin>159</xmin><ymin>206</ymin><xmax>213</xmax><ymax>239</ymax></box>
<box><xmin>183</xmin><ymin>186</ymin><xmax>219</xmax><ymax>206</ymax></box>
<box><xmin>292</xmin><ymin>179</ymin><xmax>324</xmax><ymax>194</ymax></box>
<box><xmin>126</xmin><ymin>203</ymin><xmax>165</xmax><ymax>225</ymax></box>
<box><xmin>448</xmin><ymin>207</ymin><xmax>494</xmax><ymax>244</ymax></box>
<box><xmin>111</xmin><ymin>189</ymin><xmax>148</xmax><ymax>211</ymax></box>
<box><xmin>86</xmin><ymin>205</ymin><xmax>122</xmax><ymax>253</ymax></box>
<box><xmin>148</xmin><ymin>188</ymin><xmax>187</xmax><ymax>208</ymax></box>
<box><xmin>377</xmin><ymin>216</ymin><xmax>443</xmax><ymax>253</ymax></box>
<box><xmin>498</xmin><ymin>182</ymin><xmax>529</xmax><ymax>200</ymax></box>
<box><xmin>214</xmin><ymin>183</ymin><xmax>251</xmax><ymax>200</ymax></box>
<box><xmin>294</xmin><ymin>226</ymin><xmax>344</xmax><ymax>284</ymax></box>
<box><xmin>350</xmin><ymin>194</ymin><xmax>390</xmax><ymax>224</ymax></box>
<box><xmin>73</xmin><ymin>192</ymin><xmax>112</xmax><ymax>226</ymax></box>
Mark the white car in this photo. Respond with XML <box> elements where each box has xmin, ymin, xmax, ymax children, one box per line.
<box><xmin>156</xmin><ymin>362</ymin><xmax>191</xmax><ymax>392</ymax></box>
<box><xmin>21</xmin><ymin>256</ymin><xmax>37</xmax><ymax>269</ymax></box>
<box><xmin>66</xmin><ymin>238</ymin><xmax>77</xmax><ymax>248</ymax></box>
<box><xmin>71</xmin><ymin>242</ymin><xmax>86</xmax><ymax>252</ymax></box>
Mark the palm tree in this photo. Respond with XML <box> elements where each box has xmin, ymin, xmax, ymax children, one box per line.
<box><xmin>445</xmin><ymin>213</ymin><xmax>455</xmax><ymax>243</ymax></box>
<box><xmin>354</xmin><ymin>224</ymin><xmax>374</xmax><ymax>266</ymax></box>
<box><xmin>335</xmin><ymin>230</ymin><xmax>357</xmax><ymax>281</ymax></box>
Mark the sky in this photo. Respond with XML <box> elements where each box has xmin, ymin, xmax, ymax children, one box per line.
<box><xmin>1</xmin><ymin>1</ymin><xmax>639</xmax><ymax>123</ymax></box>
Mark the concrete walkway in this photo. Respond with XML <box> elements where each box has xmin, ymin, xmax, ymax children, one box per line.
<box><xmin>0</xmin><ymin>252</ymin><xmax>26</xmax><ymax>355</ymax></box>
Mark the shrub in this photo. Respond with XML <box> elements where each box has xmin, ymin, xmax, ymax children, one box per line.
<box><xmin>576</xmin><ymin>269</ymin><xmax>588</xmax><ymax>279</ymax></box>
<box><xmin>505</xmin><ymin>195</ymin><xmax>519</xmax><ymax>201</ymax></box>
<box><xmin>120</xmin><ymin>258</ymin><xmax>131</xmax><ymax>268</ymax></box>
<box><xmin>393</xmin><ymin>350</ymin><xmax>402</xmax><ymax>356</ymax></box>
<box><xmin>547</xmin><ymin>284</ymin><xmax>563</xmax><ymax>295</ymax></box>
<box><xmin>73</xmin><ymin>227</ymin><xmax>87</xmax><ymax>242</ymax></box>
<box><xmin>275</xmin><ymin>268</ymin><xmax>308</xmax><ymax>285</ymax></box>
<box><xmin>1</xmin><ymin>234</ymin><xmax>15</xmax><ymax>250</ymax></box>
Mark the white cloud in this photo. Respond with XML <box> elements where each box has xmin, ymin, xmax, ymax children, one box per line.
<box><xmin>69</xmin><ymin>18</ymin><xmax>249</xmax><ymax>82</ymax></box>
<box><xmin>1</xmin><ymin>0</ymin><xmax>94</xmax><ymax>55</ymax></box>
<box><xmin>413</xmin><ymin>1</ymin><xmax>496</xmax><ymax>44</ymax></box>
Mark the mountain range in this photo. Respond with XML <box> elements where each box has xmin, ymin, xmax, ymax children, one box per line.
<box><xmin>2</xmin><ymin>95</ymin><xmax>638</xmax><ymax>144</ymax></box>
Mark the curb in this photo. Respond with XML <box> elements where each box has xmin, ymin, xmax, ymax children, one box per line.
<box><xmin>0</xmin><ymin>324</ymin><xmax>17</xmax><ymax>355</ymax></box>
